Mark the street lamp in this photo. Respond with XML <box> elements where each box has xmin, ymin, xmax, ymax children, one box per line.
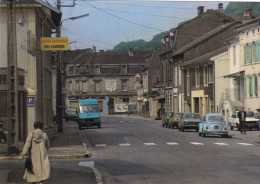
<box><xmin>56</xmin><ymin>13</ymin><xmax>89</xmax><ymax>132</ymax></box>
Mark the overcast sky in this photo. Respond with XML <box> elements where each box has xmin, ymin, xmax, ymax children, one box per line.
<box><xmin>47</xmin><ymin>1</ymin><xmax>229</xmax><ymax>51</ymax></box>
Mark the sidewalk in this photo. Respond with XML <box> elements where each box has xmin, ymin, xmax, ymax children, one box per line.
<box><xmin>0</xmin><ymin>121</ymin><xmax>100</xmax><ymax>184</ymax></box>
<box><xmin>127</xmin><ymin>114</ymin><xmax>260</xmax><ymax>144</ymax></box>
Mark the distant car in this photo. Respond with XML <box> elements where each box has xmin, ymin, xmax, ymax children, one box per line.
<box><xmin>228</xmin><ymin>111</ymin><xmax>260</xmax><ymax>131</ymax></box>
<box><xmin>169</xmin><ymin>112</ymin><xmax>183</xmax><ymax>129</ymax></box>
<box><xmin>199</xmin><ymin>113</ymin><xmax>229</xmax><ymax>138</ymax></box>
<box><xmin>178</xmin><ymin>113</ymin><xmax>202</xmax><ymax>132</ymax></box>
<box><xmin>127</xmin><ymin>108</ymin><xmax>137</xmax><ymax>115</ymax></box>
<box><xmin>65</xmin><ymin>107</ymin><xmax>78</xmax><ymax>122</ymax></box>
<box><xmin>162</xmin><ymin>112</ymin><xmax>172</xmax><ymax>128</ymax></box>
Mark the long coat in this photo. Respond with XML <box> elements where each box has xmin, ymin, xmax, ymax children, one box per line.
<box><xmin>21</xmin><ymin>130</ymin><xmax>50</xmax><ymax>182</ymax></box>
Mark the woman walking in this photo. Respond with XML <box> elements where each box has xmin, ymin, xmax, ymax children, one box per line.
<box><xmin>20</xmin><ymin>121</ymin><xmax>50</xmax><ymax>184</ymax></box>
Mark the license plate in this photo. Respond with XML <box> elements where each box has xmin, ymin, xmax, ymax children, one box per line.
<box><xmin>214</xmin><ymin>125</ymin><xmax>219</xmax><ymax>129</ymax></box>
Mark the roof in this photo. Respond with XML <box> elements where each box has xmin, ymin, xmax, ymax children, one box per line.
<box><xmin>224</xmin><ymin>70</ymin><xmax>245</xmax><ymax>78</ymax></box>
<box><xmin>181</xmin><ymin>47</ymin><xmax>228</xmax><ymax>68</ymax></box>
<box><xmin>172</xmin><ymin>21</ymin><xmax>239</xmax><ymax>57</ymax></box>
<box><xmin>70</xmin><ymin>51</ymin><xmax>150</xmax><ymax>65</ymax></box>
<box><xmin>235</xmin><ymin>16</ymin><xmax>260</xmax><ymax>30</ymax></box>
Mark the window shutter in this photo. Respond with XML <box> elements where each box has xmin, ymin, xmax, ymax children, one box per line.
<box><xmin>254</xmin><ymin>42</ymin><xmax>257</xmax><ymax>62</ymax></box>
<box><xmin>258</xmin><ymin>41</ymin><xmax>260</xmax><ymax>61</ymax></box>
<box><xmin>244</xmin><ymin>76</ymin><xmax>247</xmax><ymax>97</ymax></box>
<box><xmin>254</xmin><ymin>74</ymin><xmax>258</xmax><ymax>96</ymax></box>
<box><xmin>248</xmin><ymin>43</ymin><xmax>252</xmax><ymax>63</ymax></box>
<box><xmin>249</xmin><ymin>75</ymin><xmax>253</xmax><ymax>97</ymax></box>
<box><xmin>244</xmin><ymin>44</ymin><xmax>247</xmax><ymax>64</ymax></box>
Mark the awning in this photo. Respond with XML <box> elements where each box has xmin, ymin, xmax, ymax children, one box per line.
<box><xmin>224</xmin><ymin>71</ymin><xmax>244</xmax><ymax>78</ymax></box>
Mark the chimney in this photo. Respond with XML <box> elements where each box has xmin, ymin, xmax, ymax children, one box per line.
<box><xmin>92</xmin><ymin>45</ymin><xmax>96</xmax><ymax>53</ymax></box>
<box><xmin>129</xmin><ymin>48</ymin><xmax>134</xmax><ymax>56</ymax></box>
<box><xmin>243</xmin><ymin>8</ymin><xmax>253</xmax><ymax>22</ymax></box>
<box><xmin>197</xmin><ymin>6</ymin><xmax>204</xmax><ymax>16</ymax></box>
<box><xmin>218</xmin><ymin>3</ymin><xmax>223</xmax><ymax>13</ymax></box>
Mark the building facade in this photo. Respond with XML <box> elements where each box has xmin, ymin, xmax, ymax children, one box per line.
<box><xmin>65</xmin><ymin>50</ymin><xmax>148</xmax><ymax>115</ymax></box>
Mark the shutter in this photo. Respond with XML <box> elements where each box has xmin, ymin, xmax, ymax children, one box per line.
<box><xmin>249</xmin><ymin>75</ymin><xmax>253</xmax><ymax>97</ymax></box>
<box><xmin>244</xmin><ymin>76</ymin><xmax>247</xmax><ymax>97</ymax></box>
<box><xmin>258</xmin><ymin>41</ymin><xmax>260</xmax><ymax>61</ymax></box>
<box><xmin>254</xmin><ymin>42</ymin><xmax>257</xmax><ymax>62</ymax></box>
<box><xmin>244</xmin><ymin>44</ymin><xmax>247</xmax><ymax>64</ymax></box>
<box><xmin>254</xmin><ymin>74</ymin><xmax>258</xmax><ymax>96</ymax></box>
<box><xmin>248</xmin><ymin>43</ymin><xmax>252</xmax><ymax>63</ymax></box>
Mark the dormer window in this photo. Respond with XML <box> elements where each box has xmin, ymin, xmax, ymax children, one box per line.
<box><xmin>95</xmin><ymin>65</ymin><xmax>100</xmax><ymax>74</ymax></box>
<box><xmin>122</xmin><ymin>65</ymin><xmax>127</xmax><ymax>74</ymax></box>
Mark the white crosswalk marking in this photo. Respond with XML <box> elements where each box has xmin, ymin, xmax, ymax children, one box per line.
<box><xmin>95</xmin><ymin>144</ymin><xmax>107</xmax><ymax>147</ymax></box>
<box><xmin>144</xmin><ymin>143</ymin><xmax>156</xmax><ymax>146</ymax></box>
<box><xmin>190</xmin><ymin>142</ymin><xmax>204</xmax><ymax>145</ymax></box>
<box><xmin>214</xmin><ymin>142</ymin><xmax>229</xmax><ymax>146</ymax></box>
<box><xmin>119</xmin><ymin>143</ymin><xmax>131</xmax><ymax>146</ymax></box>
<box><xmin>167</xmin><ymin>142</ymin><xmax>179</xmax><ymax>145</ymax></box>
<box><xmin>238</xmin><ymin>143</ymin><xmax>254</xmax><ymax>146</ymax></box>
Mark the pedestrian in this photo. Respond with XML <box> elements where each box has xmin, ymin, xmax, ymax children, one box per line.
<box><xmin>238</xmin><ymin>106</ymin><xmax>247</xmax><ymax>134</ymax></box>
<box><xmin>20</xmin><ymin>121</ymin><xmax>50</xmax><ymax>184</ymax></box>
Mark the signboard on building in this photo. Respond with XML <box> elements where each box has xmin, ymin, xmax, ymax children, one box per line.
<box><xmin>27</xmin><ymin>97</ymin><xmax>35</xmax><ymax>107</ymax></box>
<box><xmin>41</xmin><ymin>37</ymin><xmax>68</xmax><ymax>51</ymax></box>
<box><xmin>27</xmin><ymin>30</ymin><xmax>36</xmax><ymax>55</ymax></box>
<box><xmin>114</xmin><ymin>104</ymin><xmax>128</xmax><ymax>112</ymax></box>
<box><xmin>106</xmin><ymin>80</ymin><xmax>116</xmax><ymax>92</ymax></box>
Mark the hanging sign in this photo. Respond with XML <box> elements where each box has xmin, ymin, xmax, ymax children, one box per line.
<box><xmin>41</xmin><ymin>37</ymin><xmax>68</xmax><ymax>51</ymax></box>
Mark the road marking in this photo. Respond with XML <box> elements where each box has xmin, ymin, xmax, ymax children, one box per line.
<box><xmin>214</xmin><ymin>142</ymin><xmax>229</xmax><ymax>146</ymax></box>
<box><xmin>144</xmin><ymin>143</ymin><xmax>156</xmax><ymax>146</ymax></box>
<box><xmin>120</xmin><ymin>121</ymin><xmax>124</xmax><ymax>122</ymax></box>
<box><xmin>79</xmin><ymin>161</ymin><xmax>94</xmax><ymax>167</ymax></box>
<box><xmin>238</xmin><ymin>143</ymin><xmax>254</xmax><ymax>146</ymax></box>
<box><xmin>95</xmin><ymin>144</ymin><xmax>107</xmax><ymax>147</ymax></box>
<box><xmin>167</xmin><ymin>142</ymin><xmax>179</xmax><ymax>145</ymax></box>
<box><xmin>119</xmin><ymin>143</ymin><xmax>131</xmax><ymax>146</ymax></box>
<box><xmin>190</xmin><ymin>142</ymin><xmax>204</xmax><ymax>145</ymax></box>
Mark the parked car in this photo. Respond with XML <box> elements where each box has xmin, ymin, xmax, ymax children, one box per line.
<box><xmin>162</xmin><ymin>112</ymin><xmax>173</xmax><ymax>128</ymax></box>
<box><xmin>169</xmin><ymin>112</ymin><xmax>183</xmax><ymax>129</ymax></box>
<box><xmin>65</xmin><ymin>107</ymin><xmax>78</xmax><ymax>122</ymax></box>
<box><xmin>178</xmin><ymin>113</ymin><xmax>202</xmax><ymax>132</ymax></box>
<box><xmin>127</xmin><ymin>108</ymin><xmax>137</xmax><ymax>115</ymax></box>
<box><xmin>228</xmin><ymin>111</ymin><xmax>260</xmax><ymax>131</ymax></box>
<box><xmin>199</xmin><ymin>113</ymin><xmax>229</xmax><ymax>138</ymax></box>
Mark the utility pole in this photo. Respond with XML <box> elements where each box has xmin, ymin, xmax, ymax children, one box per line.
<box><xmin>7</xmin><ymin>0</ymin><xmax>19</xmax><ymax>153</ymax></box>
<box><xmin>56</xmin><ymin>0</ymin><xmax>63</xmax><ymax>132</ymax></box>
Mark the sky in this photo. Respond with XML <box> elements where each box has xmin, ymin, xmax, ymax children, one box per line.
<box><xmin>47</xmin><ymin>1</ymin><xmax>230</xmax><ymax>51</ymax></box>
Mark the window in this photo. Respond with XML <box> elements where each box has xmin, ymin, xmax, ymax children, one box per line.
<box><xmin>244</xmin><ymin>44</ymin><xmax>247</xmax><ymax>64</ymax></box>
<box><xmin>76</xmin><ymin>81</ymin><xmax>80</xmax><ymax>93</ymax></box>
<box><xmin>248</xmin><ymin>43</ymin><xmax>252</xmax><ymax>63</ymax></box>
<box><xmin>187</xmin><ymin>70</ymin><xmax>190</xmax><ymax>96</ymax></box>
<box><xmin>254</xmin><ymin>74</ymin><xmax>258</xmax><ymax>96</ymax></box>
<box><xmin>95</xmin><ymin>65</ymin><xmax>100</xmax><ymax>74</ymax></box>
<box><xmin>233</xmin><ymin>46</ymin><xmax>236</xmax><ymax>65</ymax></box>
<box><xmin>122</xmin><ymin>65</ymin><xmax>127</xmax><ymax>74</ymax></box>
<box><xmin>82</xmin><ymin>81</ymin><xmax>87</xmax><ymax>93</ymax></box>
<box><xmin>244</xmin><ymin>76</ymin><xmax>247</xmax><ymax>97</ymax></box>
<box><xmin>204</xmin><ymin>66</ymin><xmax>208</xmax><ymax>86</ymax></box>
<box><xmin>175</xmin><ymin>67</ymin><xmax>178</xmax><ymax>86</ymax></box>
<box><xmin>121</xmin><ymin>80</ymin><xmax>127</xmax><ymax>91</ymax></box>
<box><xmin>196</xmin><ymin>67</ymin><xmax>200</xmax><ymax>87</ymax></box>
<box><xmin>208</xmin><ymin>65</ymin><xmax>213</xmax><ymax>83</ymax></box>
<box><xmin>95</xmin><ymin>81</ymin><xmax>101</xmax><ymax>92</ymax></box>
<box><xmin>249</xmin><ymin>75</ymin><xmax>253</xmax><ymax>97</ymax></box>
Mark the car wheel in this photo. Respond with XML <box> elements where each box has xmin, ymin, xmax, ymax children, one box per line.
<box><xmin>199</xmin><ymin>132</ymin><xmax>202</xmax><ymax>136</ymax></box>
<box><xmin>178</xmin><ymin>127</ymin><xmax>181</xmax><ymax>131</ymax></box>
<box><xmin>162</xmin><ymin>123</ymin><xmax>165</xmax><ymax>127</ymax></box>
<box><xmin>98</xmin><ymin>124</ymin><xmax>101</xmax><ymax>129</ymax></box>
<box><xmin>181</xmin><ymin>126</ymin><xmax>184</xmax><ymax>132</ymax></box>
<box><xmin>203</xmin><ymin>133</ymin><xmax>206</xmax><ymax>137</ymax></box>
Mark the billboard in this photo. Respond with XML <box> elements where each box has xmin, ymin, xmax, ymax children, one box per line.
<box><xmin>41</xmin><ymin>37</ymin><xmax>68</xmax><ymax>51</ymax></box>
<box><xmin>114</xmin><ymin>104</ymin><xmax>128</xmax><ymax>112</ymax></box>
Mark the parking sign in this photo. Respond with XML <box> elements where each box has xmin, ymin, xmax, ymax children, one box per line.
<box><xmin>27</xmin><ymin>97</ymin><xmax>35</xmax><ymax>107</ymax></box>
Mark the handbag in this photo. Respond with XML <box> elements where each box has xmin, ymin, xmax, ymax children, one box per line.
<box><xmin>25</xmin><ymin>133</ymin><xmax>33</xmax><ymax>173</ymax></box>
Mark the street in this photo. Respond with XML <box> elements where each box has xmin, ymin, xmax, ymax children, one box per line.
<box><xmin>82</xmin><ymin>115</ymin><xmax>260</xmax><ymax>184</ymax></box>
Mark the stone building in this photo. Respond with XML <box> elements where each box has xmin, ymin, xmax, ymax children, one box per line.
<box><xmin>0</xmin><ymin>1</ymin><xmax>60</xmax><ymax>152</ymax></box>
<box><xmin>65</xmin><ymin>50</ymin><xmax>148</xmax><ymax>115</ymax></box>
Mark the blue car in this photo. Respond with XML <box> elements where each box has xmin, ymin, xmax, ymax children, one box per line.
<box><xmin>199</xmin><ymin>113</ymin><xmax>229</xmax><ymax>138</ymax></box>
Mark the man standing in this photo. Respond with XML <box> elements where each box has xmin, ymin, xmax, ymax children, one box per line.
<box><xmin>238</xmin><ymin>106</ymin><xmax>247</xmax><ymax>134</ymax></box>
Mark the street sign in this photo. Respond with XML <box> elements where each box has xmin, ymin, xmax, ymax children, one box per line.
<box><xmin>27</xmin><ymin>97</ymin><xmax>35</xmax><ymax>107</ymax></box>
<box><xmin>41</xmin><ymin>37</ymin><xmax>68</xmax><ymax>51</ymax></box>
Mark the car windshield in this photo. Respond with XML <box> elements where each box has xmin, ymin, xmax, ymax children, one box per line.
<box><xmin>246</xmin><ymin>111</ymin><xmax>255</xmax><ymax>118</ymax></box>
<box><xmin>79</xmin><ymin>104</ymin><xmax>98</xmax><ymax>113</ymax></box>
<box><xmin>208</xmin><ymin>116</ymin><xmax>223</xmax><ymax>122</ymax></box>
<box><xmin>176</xmin><ymin>113</ymin><xmax>182</xmax><ymax>118</ymax></box>
<box><xmin>184</xmin><ymin>113</ymin><xmax>200</xmax><ymax>119</ymax></box>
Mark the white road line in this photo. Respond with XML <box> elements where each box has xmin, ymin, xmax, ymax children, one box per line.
<box><xmin>238</xmin><ymin>143</ymin><xmax>254</xmax><ymax>146</ymax></box>
<box><xmin>190</xmin><ymin>142</ymin><xmax>204</xmax><ymax>145</ymax></box>
<box><xmin>214</xmin><ymin>142</ymin><xmax>229</xmax><ymax>146</ymax></box>
<box><xmin>144</xmin><ymin>143</ymin><xmax>156</xmax><ymax>146</ymax></box>
<box><xmin>95</xmin><ymin>144</ymin><xmax>107</xmax><ymax>147</ymax></box>
<box><xmin>119</xmin><ymin>143</ymin><xmax>131</xmax><ymax>146</ymax></box>
<box><xmin>167</xmin><ymin>142</ymin><xmax>179</xmax><ymax>145</ymax></box>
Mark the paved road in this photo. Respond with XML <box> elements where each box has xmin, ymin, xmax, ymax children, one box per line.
<box><xmin>82</xmin><ymin>115</ymin><xmax>260</xmax><ymax>184</ymax></box>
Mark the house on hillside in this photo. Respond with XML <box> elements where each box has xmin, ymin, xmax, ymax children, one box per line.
<box><xmin>65</xmin><ymin>50</ymin><xmax>149</xmax><ymax>115</ymax></box>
